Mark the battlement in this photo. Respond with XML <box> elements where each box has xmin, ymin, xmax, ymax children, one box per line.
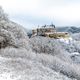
<box><xmin>32</xmin><ymin>24</ymin><xmax>70</xmax><ymax>39</ymax></box>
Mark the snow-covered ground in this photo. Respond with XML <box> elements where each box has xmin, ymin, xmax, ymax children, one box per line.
<box><xmin>0</xmin><ymin>54</ymin><xmax>75</xmax><ymax>80</ymax></box>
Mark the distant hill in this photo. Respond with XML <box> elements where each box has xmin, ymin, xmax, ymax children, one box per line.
<box><xmin>56</xmin><ymin>26</ymin><xmax>80</xmax><ymax>33</ymax></box>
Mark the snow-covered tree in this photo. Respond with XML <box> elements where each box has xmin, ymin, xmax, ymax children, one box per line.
<box><xmin>0</xmin><ymin>6</ymin><xmax>8</xmax><ymax>21</ymax></box>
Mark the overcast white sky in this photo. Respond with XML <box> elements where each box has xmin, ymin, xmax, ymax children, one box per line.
<box><xmin>0</xmin><ymin>0</ymin><xmax>80</xmax><ymax>29</ymax></box>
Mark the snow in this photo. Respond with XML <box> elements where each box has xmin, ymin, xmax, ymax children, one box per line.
<box><xmin>57</xmin><ymin>37</ymin><xmax>73</xmax><ymax>44</ymax></box>
<box><xmin>71</xmin><ymin>52</ymin><xmax>80</xmax><ymax>55</ymax></box>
